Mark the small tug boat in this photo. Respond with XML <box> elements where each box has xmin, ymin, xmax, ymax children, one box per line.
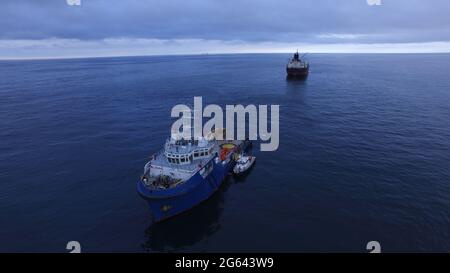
<box><xmin>137</xmin><ymin>129</ymin><xmax>249</xmax><ymax>222</ymax></box>
<box><xmin>233</xmin><ymin>155</ymin><xmax>256</xmax><ymax>175</ymax></box>
<box><xmin>286</xmin><ymin>51</ymin><xmax>309</xmax><ymax>79</ymax></box>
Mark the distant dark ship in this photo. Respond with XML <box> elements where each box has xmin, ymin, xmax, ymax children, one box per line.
<box><xmin>286</xmin><ymin>51</ymin><xmax>309</xmax><ymax>79</ymax></box>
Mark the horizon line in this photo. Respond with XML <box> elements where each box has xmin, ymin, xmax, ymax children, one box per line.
<box><xmin>2</xmin><ymin>51</ymin><xmax>450</xmax><ymax>61</ymax></box>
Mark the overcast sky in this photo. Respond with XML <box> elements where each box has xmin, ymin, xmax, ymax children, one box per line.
<box><xmin>1</xmin><ymin>0</ymin><xmax>450</xmax><ymax>59</ymax></box>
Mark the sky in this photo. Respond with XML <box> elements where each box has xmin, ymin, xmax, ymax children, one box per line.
<box><xmin>1</xmin><ymin>0</ymin><xmax>450</xmax><ymax>59</ymax></box>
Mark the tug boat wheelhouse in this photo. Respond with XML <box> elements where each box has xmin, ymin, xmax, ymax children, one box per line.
<box><xmin>286</xmin><ymin>51</ymin><xmax>309</xmax><ymax>79</ymax></box>
<box><xmin>233</xmin><ymin>155</ymin><xmax>256</xmax><ymax>175</ymax></box>
<box><xmin>137</xmin><ymin>129</ymin><xmax>248</xmax><ymax>222</ymax></box>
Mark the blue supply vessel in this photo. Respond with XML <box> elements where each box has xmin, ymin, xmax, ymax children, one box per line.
<box><xmin>137</xmin><ymin>129</ymin><xmax>248</xmax><ymax>222</ymax></box>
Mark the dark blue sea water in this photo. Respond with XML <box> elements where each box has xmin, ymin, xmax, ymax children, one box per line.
<box><xmin>1</xmin><ymin>54</ymin><xmax>450</xmax><ymax>252</ymax></box>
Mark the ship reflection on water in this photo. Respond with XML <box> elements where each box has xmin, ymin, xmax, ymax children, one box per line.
<box><xmin>286</xmin><ymin>75</ymin><xmax>308</xmax><ymax>81</ymax></box>
<box><xmin>141</xmin><ymin>176</ymin><xmax>234</xmax><ymax>251</ymax></box>
<box><xmin>285</xmin><ymin>75</ymin><xmax>308</xmax><ymax>94</ymax></box>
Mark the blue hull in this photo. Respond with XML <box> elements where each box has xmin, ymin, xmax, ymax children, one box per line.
<box><xmin>137</xmin><ymin>156</ymin><xmax>235</xmax><ymax>222</ymax></box>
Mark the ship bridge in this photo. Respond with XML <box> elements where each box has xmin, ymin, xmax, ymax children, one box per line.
<box><xmin>164</xmin><ymin>135</ymin><xmax>215</xmax><ymax>165</ymax></box>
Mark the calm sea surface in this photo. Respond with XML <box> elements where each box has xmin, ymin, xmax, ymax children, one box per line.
<box><xmin>1</xmin><ymin>54</ymin><xmax>450</xmax><ymax>252</ymax></box>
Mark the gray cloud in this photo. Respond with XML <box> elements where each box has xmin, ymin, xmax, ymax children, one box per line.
<box><xmin>1</xmin><ymin>0</ymin><xmax>450</xmax><ymax>58</ymax></box>
<box><xmin>1</xmin><ymin>0</ymin><xmax>450</xmax><ymax>43</ymax></box>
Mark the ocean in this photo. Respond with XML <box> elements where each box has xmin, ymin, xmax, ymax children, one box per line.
<box><xmin>1</xmin><ymin>53</ymin><xmax>450</xmax><ymax>252</ymax></box>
